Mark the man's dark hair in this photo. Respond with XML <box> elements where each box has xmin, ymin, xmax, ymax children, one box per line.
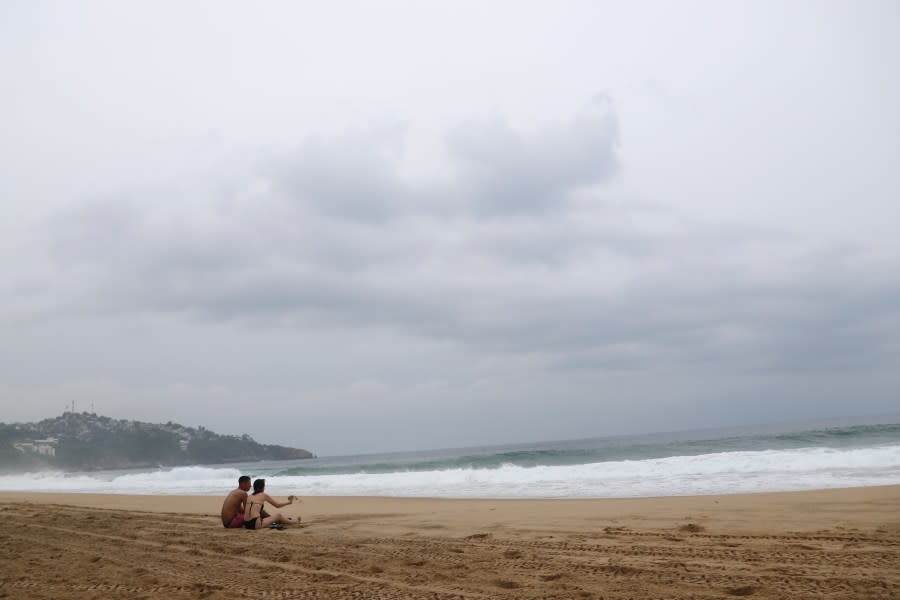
<box><xmin>238</xmin><ymin>475</ymin><xmax>251</xmax><ymax>485</ymax></box>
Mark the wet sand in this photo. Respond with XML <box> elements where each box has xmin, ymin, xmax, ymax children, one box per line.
<box><xmin>1</xmin><ymin>486</ymin><xmax>899</xmax><ymax>599</ymax></box>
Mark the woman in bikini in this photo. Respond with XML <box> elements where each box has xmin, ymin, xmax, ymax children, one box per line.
<box><xmin>243</xmin><ymin>478</ymin><xmax>301</xmax><ymax>529</ymax></box>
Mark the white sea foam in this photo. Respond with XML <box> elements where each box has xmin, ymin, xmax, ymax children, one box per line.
<box><xmin>1</xmin><ymin>445</ymin><xmax>898</xmax><ymax>498</ymax></box>
<box><xmin>290</xmin><ymin>444</ymin><xmax>900</xmax><ymax>498</ymax></box>
<box><xmin>0</xmin><ymin>466</ymin><xmax>242</xmax><ymax>495</ymax></box>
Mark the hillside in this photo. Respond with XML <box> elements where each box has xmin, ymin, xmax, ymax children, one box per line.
<box><xmin>0</xmin><ymin>412</ymin><xmax>314</xmax><ymax>472</ymax></box>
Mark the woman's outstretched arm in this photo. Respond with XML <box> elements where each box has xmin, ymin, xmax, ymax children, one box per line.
<box><xmin>263</xmin><ymin>493</ymin><xmax>293</xmax><ymax>509</ymax></box>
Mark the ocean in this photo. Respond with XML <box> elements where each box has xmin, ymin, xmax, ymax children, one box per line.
<box><xmin>2</xmin><ymin>418</ymin><xmax>899</xmax><ymax>498</ymax></box>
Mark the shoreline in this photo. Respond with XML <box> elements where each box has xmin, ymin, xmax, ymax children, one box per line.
<box><xmin>4</xmin><ymin>485</ymin><xmax>899</xmax><ymax>598</ymax></box>
<box><xmin>3</xmin><ymin>484</ymin><xmax>899</xmax><ymax>534</ymax></box>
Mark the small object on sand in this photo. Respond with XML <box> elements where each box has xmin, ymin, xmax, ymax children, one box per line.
<box><xmin>268</xmin><ymin>523</ymin><xmax>285</xmax><ymax>530</ymax></box>
<box><xmin>288</xmin><ymin>495</ymin><xmax>300</xmax><ymax>502</ymax></box>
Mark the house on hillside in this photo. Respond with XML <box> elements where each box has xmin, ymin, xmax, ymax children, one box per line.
<box><xmin>14</xmin><ymin>437</ymin><xmax>58</xmax><ymax>457</ymax></box>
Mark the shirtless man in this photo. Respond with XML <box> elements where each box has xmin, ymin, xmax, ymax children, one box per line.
<box><xmin>221</xmin><ymin>475</ymin><xmax>268</xmax><ymax>528</ymax></box>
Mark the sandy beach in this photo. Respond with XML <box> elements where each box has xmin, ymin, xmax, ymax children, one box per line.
<box><xmin>2</xmin><ymin>486</ymin><xmax>898</xmax><ymax>599</ymax></box>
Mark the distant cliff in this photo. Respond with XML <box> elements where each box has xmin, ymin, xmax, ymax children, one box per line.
<box><xmin>0</xmin><ymin>412</ymin><xmax>314</xmax><ymax>472</ymax></box>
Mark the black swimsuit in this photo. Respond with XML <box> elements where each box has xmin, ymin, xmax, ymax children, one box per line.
<box><xmin>244</xmin><ymin>498</ymin><xmax>265</xmax><ymax>529</ymax></box>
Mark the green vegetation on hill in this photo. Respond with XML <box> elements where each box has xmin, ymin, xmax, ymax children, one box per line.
<box><xmin>0</xmin><ymin>412</ymin><xmax>313</xmax><ymax>472</ymax></box>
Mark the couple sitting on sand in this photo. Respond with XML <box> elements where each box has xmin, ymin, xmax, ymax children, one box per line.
<box><xmin>221</xmin><ymin>475</ymin><xmax>301</xmax><ymax>530</ymax></box>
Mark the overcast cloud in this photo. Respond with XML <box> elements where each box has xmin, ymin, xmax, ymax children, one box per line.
<box><xmin>2</xmin><ymin>1</ymin><xmax>899</xmax><ymax>454</ymax></box>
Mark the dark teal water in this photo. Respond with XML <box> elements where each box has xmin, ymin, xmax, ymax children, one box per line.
<box><xmin>272</xmin><ymin>419</ymin><xmax>900</xmax><ymax>477</ymax></box>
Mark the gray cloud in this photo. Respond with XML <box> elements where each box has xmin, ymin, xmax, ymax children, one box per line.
<box><xmin>447</xmin><ymin>95</ymin><xmax>619</xmax><ymax>216</ymax></box>
<box><xmin>39</xmin><ymin>100</ymin><xmax>900</xmax><ymax>386</ymax></box>
<box><xmin>273</xmin><ymin>128</ymin><xmax>409</xmax><ymax>224</ymax></box>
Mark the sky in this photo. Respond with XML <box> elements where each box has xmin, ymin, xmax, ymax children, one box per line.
<box><xmin>2</xmin><ymin>1</ymin><xmax>898</xmax><ymax>456</ymax></box>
